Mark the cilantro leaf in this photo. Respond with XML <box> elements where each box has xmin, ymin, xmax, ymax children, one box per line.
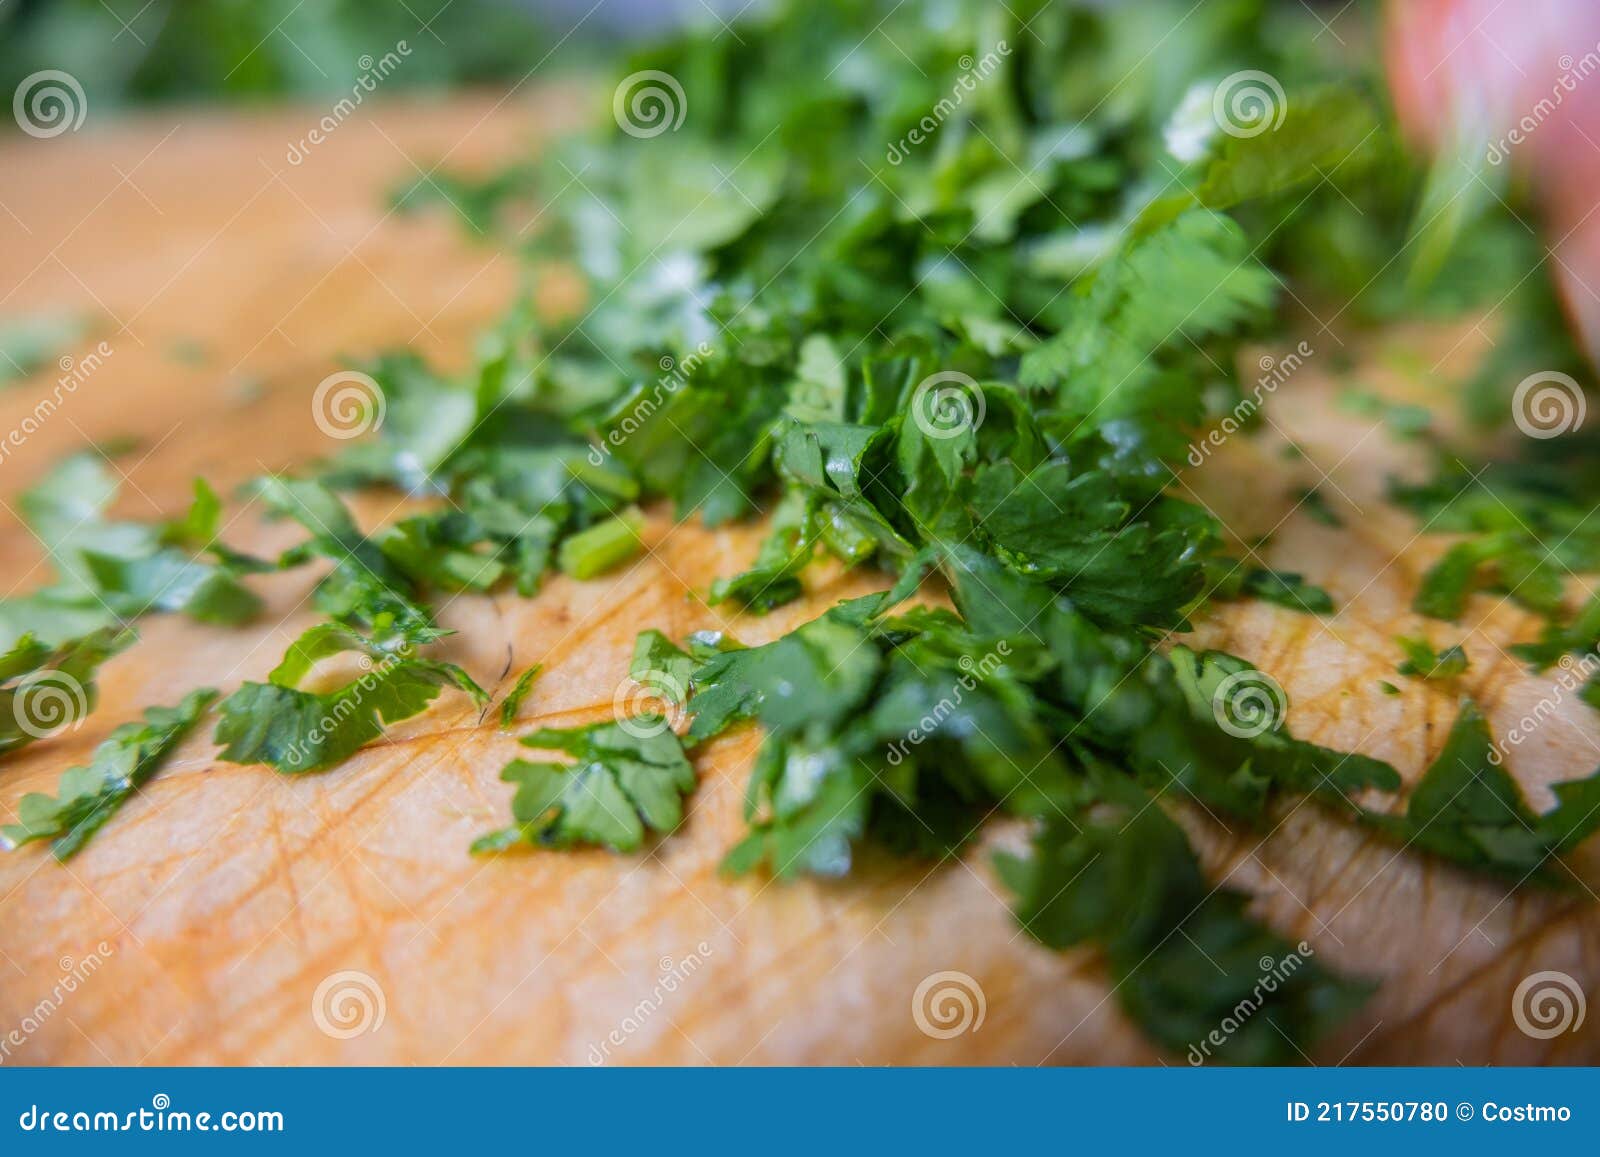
<box><xmin>1</xmin><ymin>455</ymin><xmax>260</xmax><ymax>645</ymax></box>
<box><xmin>999</xmin><ymin>772</ymin><xmax>1374</xmax><ymax>1065</ymax></box>
<box><xmin>1395</xmin><ymin>636</ymin><xmax>1469</xmax><ymax>681</ymax></box>
<box><xmin>213</xmin><ymin>624</ymin><xmax>486</xmax><ymax>773</ymax></box>
<box><xmin>1363</xmin><ymin>702</ymin><xmax>1600</xmax><ymax>885</ymax></box>
<box><xmin>499</xmin><ymin>664</ymin><xmax>542</xmax><ymax>728</ymax></box>
<box><xmin>2</xmin><ymin>688</ymin><xmax>216</xmax><ymax>859</ymax></box>
<box><xmin>472</xmin><ymin>719</ymin><xmax>695</xmax><ymax>853</ymax></box>
<box><xmin>0</xmin><ymin>628</ymin><xmax>135</xmax><ymax>758</ymax></box>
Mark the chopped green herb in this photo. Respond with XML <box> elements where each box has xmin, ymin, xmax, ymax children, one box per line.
<box><xmin>499</xmin><ymin>664</ymin><xmax>542</xmax><ymax>728</ymax></box>
<box><xmin>0</xmin><ymin>455</ymin><xmax>260</xmax><ymax>646</ymax></box>
<box><xmin>1363</xmin><ymin>702</ymin><xmax>1600</xmax><ymax>885</ymax></box>
<box><xmin>1238</xmin><ymin>568</ymin><xmax>1335</xmax><ymax>615</ymax></box>
<box><xmin>1296</xmin><ymin>487</ymin><xmax>1344</xmax><ymax>528</ymax></box>
<box><xmin>0</xmin><ymin>628</ymin><xmax>135</xmax><ymax>758</ymax></box>
<box><xmin>556</xmin><ymin>507</ymin><xmax>645</xmax><ymax>580</ymax></box>
<box><xmin>213</xmin><ymin>624</ymin><xmax>486</xmax><ymax>773</ymax></box>
<box><xmin>2</xmin><ymin>688</ymin><xmax>215</xmax><ymax>859</ymax></box>
<box><xmin>998</xmin><ymin>772</ymin><xmax>1374</xmax><ymax>1065</ymax></box>
<box><xmin>7</xmin><ymin>0</ymin><xmax>1596</xmax><ymax>1070</ymax></box>
<box><xmin>1396</xmin><ymin>635</ymin><xmax>1469</xmax><ymax>681</ymax></box>
<box><xmin>472</xmin><ymin>719</ymin><xmax>695</xmax><ymax>853</ymax></box>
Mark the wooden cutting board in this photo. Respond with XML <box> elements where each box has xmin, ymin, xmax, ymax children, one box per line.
<box><xmin>1</xmin><ymin>94</ymin><xmax>1596</xmax><ymax>1066</ymax></box>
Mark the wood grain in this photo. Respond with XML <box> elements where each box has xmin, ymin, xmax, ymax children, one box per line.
<box><xmin>1</xmin><ymin>95</ymin><xmax>1596</xmax><ymax>1066</ymax></box>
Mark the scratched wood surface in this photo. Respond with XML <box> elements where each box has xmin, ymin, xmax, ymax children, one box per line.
<box><xmin>0</xmin><ymin>96</ymin><xmax>1596</xmax><ymax>1066</ymax></box>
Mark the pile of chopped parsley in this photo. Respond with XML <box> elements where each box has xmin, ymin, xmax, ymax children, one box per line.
<box><xmin>5</xmin><ymin>0</ymin><xmax>1600</xmax><ymax>1064</ymax></box>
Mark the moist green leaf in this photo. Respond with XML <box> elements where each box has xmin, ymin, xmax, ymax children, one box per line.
<box><xmin>999</xmin><ymin>772</ymin><xmax>1374</xmax><ymax>1065</ymax></box>
<box><xmin>213</xmin><ymin>624</ymin><xmax>486</xmax><ymax>773</ymax></box>
<box><xmin>472</xmin><ymin>719</ymin><xmax>695</xmax><ymax>853</ymax></box>
<box><xmin>2</xmin><ymin>688</ymin><xmax>216</xmax><ymax>859</ymax></box>
<box><xmin>1363</xmin><ymin>701</ymin><xmax>1600</xmax><ymax>884</ymax></box>
<box><xmin>499</xmin><ymin>664</ymin><xmax>542</xmax><ymax>728</ymax></box>
<box><xmin>0</xmin><ymin>628</ymin><xmax>136</xmax><ymax>758</ymax></box>
<box><xmin>1395</xmin><ymin>635</ymin><xmax>1469</xmax><ymax>681</ymax></box>
<box><xmin>1236</xmin><ymin>568</ymin><xmax>1335</xmax><ymax>615</ymax></box>
<box><xmin>255</xmin><ymin>476</ymin><xmax>443</xmax><ymax>645</ymax></box>
<box><xmin>1</xmin><ymin>454</ymin><xmax>260</xmax><ymax>643</ymax></box>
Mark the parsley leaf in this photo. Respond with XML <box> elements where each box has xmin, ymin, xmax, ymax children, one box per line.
<box><xmin>499</xmin><ymin>664</ymin><xmax>542</xmax><ymax>728</ymax></box>
<box><xmin>2</xmin><ymin>688</ymin><xmax>216</xmax><ymax>859</ymax></box>
<box><xmin>213</xmin><ymin>625</ymin><xmax>486</xmax><ymax>773</ymax></box>
<box><xmin>0</xmin><ymin>627</ymin><xmax>135</xmax><ymax>758</ymax></box>
<box><xmin>1395</xmin><ymin>636</ymin><xmax>1469</xmax><ymax>681</ymax></box>
<box><xmin>472</xmin><ymin>719</ymin><xmax>695</xmax><ymax>853</ymax></box>
<box><xmin>0</xmin><ymin>455</ymin><xmax>260</xmax><ymax>646</ymax></box>
<box><xmin>999</xmin><ymin>771</ymin><xmax>1374</xmax><ymax>1065</ymax></box>
<box><xmin>1363</xmin><ymin>702</ymin><xmax>1600</xmax><ymax>885</ymax></box>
